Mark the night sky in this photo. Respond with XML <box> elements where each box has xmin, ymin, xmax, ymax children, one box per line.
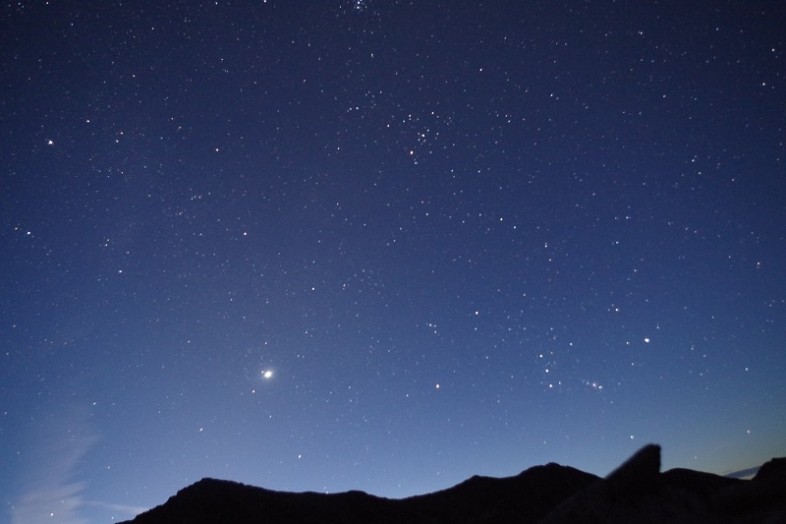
<box><xmin>2</xmin><ymin>1</ymin><xmax>786</xmax><ymax>522</ymax></box>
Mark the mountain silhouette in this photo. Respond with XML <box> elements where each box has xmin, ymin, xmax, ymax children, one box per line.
<box><xmin>121</xmin><ymin>445</ymin><xmax>786</xmax><ymax>523</ymax></box>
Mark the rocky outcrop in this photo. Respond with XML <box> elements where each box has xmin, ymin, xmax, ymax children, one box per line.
<box><xmin>538</xmin><ymin>444</ymin><xmax>786</xmax><ymax>523</ymax></box>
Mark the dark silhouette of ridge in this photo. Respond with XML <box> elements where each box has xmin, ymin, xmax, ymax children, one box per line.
<box><xmin>121</xmin><ymin>445</ymin><xmax>786</xmax><ymax>524</ymax></box>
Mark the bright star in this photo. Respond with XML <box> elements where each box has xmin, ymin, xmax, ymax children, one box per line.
<box><xmin>261</xmin><ymin>369</ymin><xmax>274</xmax><ymax>380</ymax></box>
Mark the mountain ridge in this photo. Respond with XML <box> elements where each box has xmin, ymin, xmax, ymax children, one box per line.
<box><xmin>121</xmin><ymin>445</ymin><xmax>786</xmax><ymax>523</ymax></box>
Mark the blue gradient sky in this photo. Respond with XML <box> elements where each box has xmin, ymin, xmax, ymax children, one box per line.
<box><xmin>2</xmin><ymin>1</ymin><xmax>785</xmax><ymax>522</ymax></box>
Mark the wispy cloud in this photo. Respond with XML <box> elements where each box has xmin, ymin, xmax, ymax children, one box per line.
<box><xmin>12</xmin><ymin>404</ymin><xmax>98</xmax><ymax>524</ymax></box>
<box><xmin>725</xmin><ymin>466</ymin><xmax>760</xmax><ymax>479</ymax></box>
<box><xmin>84</xmin><ymin>500</ymin><xmax>150</xmax><ymax>518</ymax></box>
<box><xmin>13</xmin><ymin>482</ymin><xmax>89</xmax><ymax>524</ymax></box>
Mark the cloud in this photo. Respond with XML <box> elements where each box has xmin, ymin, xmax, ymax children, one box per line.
<box><xmin>84</xmin><ymin>500</ymin><xmax>150</xmax><ymax>518</ymax></box>
<box><xmin>12</xmin><ymin>482</ymin><xmax>89</xmax><ymax>524</ymax></box>
<box><xmin>11</xmin><ymin>404</ymin><xmax>98</xmax><ymax>524</ymax></box>
<box><xmin>725</xmin><ymin>466</ymin><xmax>760</xmax><ymax>479</ymax></box>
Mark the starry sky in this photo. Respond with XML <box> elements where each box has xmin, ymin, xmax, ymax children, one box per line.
<box><xmin>2</xmin><ymin>1</ymin><xmax>786</xmax><ymax>522</ymax></box>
